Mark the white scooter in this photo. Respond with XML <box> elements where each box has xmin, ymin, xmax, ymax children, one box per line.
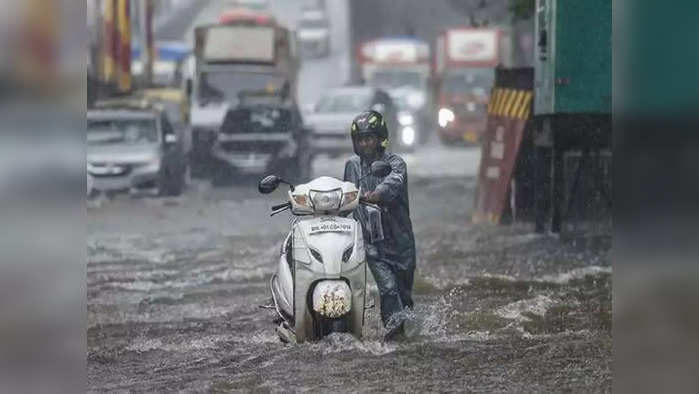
<box><xmin>258</xmin><ymin>161</ymin><xmax>390</xmax><ymax>343</ymax></box>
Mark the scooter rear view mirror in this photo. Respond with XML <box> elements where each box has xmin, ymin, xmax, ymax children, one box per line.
<box><xmin>258</xmin><ymin>175</ymin><xmax>282</xmax><ymax>194</ymax></box>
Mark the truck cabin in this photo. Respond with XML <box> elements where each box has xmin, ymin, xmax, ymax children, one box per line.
<box><xmin>359</xmin><ymin>39</ymin><xmax>431</xmax><ymax>89</ymax></box>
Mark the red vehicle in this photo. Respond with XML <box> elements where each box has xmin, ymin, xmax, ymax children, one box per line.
<box><xmin>434</xmin><ymin>28</ymin><xmax>510</xmax><ymax>144</ymax></box>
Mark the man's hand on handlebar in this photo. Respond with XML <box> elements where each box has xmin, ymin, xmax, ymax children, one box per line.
<box><xmin>361</xmin><ymin>191</ymin><xmax>380</xmax><ymax>204</ymax></box>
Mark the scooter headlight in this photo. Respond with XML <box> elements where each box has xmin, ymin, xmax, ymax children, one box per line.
<box><xmin>310</xmin><ymin>189</ymin><xmax>343</xmax><ymax>211</ymax></box>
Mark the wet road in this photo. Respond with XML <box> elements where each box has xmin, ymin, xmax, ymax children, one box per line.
<box><xmin>87</xmin><ymin>1</ymin><xmax>611</xmax><ymax>391</ymax></box>
<box><xmin>88</xmin><ymin>146</ymin><xmax>611</xmax><ymax>391</ymax></box>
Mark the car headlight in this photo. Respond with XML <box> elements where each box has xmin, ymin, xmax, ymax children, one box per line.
<box><xmin>401</xmin><ymin>126</ymin><xmax>415</xmax><ymax>145</ymax></box>
<box><xmin>310</xmin><ymin>189</ymin><xmax>343</xmax><ymax>211</ymax></box>
<box><xmin>398</xmin><ymin>111</ymin><xmax>414</xmax><ymax>126</ymax></box>
<box><xmin>438</xmin><ymin>108</ymin><xmax>455</xmax><ymax>128</ymax></box>
<box><xmin>407</xmin><ymin>92</ymin><xmax>426</xmax><ymax>109</ymax></box>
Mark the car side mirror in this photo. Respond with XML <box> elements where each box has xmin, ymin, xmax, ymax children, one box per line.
<box><xmin>165</xmin><ymin>134</ymin><xmax>178</xmax><ymax>144</ymax></box>
<box><xmin>258</xmin><ymin>175</ymin><xmax>282</xmax><ymax>194</ymax></box>
<box><xmin>371</xmin><ymin>161</ymin><xmax>391</xmax><ymax>177</ymax></box>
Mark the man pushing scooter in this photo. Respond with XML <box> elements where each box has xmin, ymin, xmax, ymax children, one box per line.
<box><xmin>343</xmin><ymin>110</ymin><xmax>417</xmax><ymax>342</ymax></box>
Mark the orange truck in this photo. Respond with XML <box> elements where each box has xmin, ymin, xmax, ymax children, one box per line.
<box><xmin>433</xmin><ymin>27</ymin><xmax>511</xmax><ymax>144</ymax></box>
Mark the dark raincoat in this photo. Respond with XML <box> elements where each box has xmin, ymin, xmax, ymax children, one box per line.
<box><xmin>344</xmin><ymin>151</ymin><xmax>416</xmax><ymax>328</ymax></box>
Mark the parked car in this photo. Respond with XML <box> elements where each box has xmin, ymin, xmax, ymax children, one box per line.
<box><xmin>297</xmin><ymin>8</ymin><xmax>331</xmax><ymax>58</ymax></box>
<box><xmin>211</xmin><ymin>92</ymin><xmax>311</xmax><ymax>185</ymax></box>
<box><xmin>87</xmin><ymin>99</ymin><xmax>188</xmax><ymax>196</ymax></box>
<box><xmin>303</xmin><ymin>86</ymin><xmax>402</xmax><ymax>157</ymax></box>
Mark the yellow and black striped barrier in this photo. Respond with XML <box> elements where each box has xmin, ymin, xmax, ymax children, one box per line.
<box><xmin>473</xmin><ymin>69</ymin><xmax>535</xmax><ymax>225</ymax></box>
<box><xmin>487</xmin><ymin>88</ymin><xmax>533</xmax><ymax>120</ymax></box>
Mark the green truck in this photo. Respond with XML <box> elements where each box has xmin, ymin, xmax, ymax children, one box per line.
<box><xmin>532</xmin><ymin>0</ymin><xmax>612</xmax><ymax>233</ymax></box>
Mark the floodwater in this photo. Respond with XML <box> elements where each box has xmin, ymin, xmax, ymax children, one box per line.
<box><xmin>87</xmin><ymin>157</ymin><xmax>611</xmax><ymax>391</ymax></box>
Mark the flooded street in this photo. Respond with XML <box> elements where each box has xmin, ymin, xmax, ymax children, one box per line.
<box><xmin>87</xmin><ymin>0</ymin><xmax>610</xmax><ymax>391</ymax></box>
<box><xmin>88</xmin><ymin>144</ymin><xmax>611</xmax><ymax>391</ymax></box>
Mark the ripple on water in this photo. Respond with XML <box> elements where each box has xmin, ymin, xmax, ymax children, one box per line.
<box><xmin>306</xmin><ymin>333</ymin><xmax>397</xmax><ymax>356</ymax></box>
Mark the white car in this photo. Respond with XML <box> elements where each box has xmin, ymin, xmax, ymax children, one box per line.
<box><xmin>297</xmin><ymin>9</ymin><xmax>330</xmax><ymax>58</ymax></box>
<box><xmin>303</xmin><ymin>86</ymin><xmax>400</xmax><ymax>157</ymax></box>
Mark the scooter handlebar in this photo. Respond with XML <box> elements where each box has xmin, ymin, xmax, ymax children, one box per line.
<box><xmin>271</xmin><ymin>202</ymin><xmax>291</xmax><ymax>211</ymax></box>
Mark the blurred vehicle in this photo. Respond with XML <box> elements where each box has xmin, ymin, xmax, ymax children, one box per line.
<box><xmin>297</xmin><ymin>8</ymin><xmax>331</xmax><ymax>58</ymax></box>
<box><xmin>131</xmin><ymin>41</ymin><xmax>191</xmax><ymax>88</ymax></box>
<box><xmin>137</xmin><ymin>88</ymin><xmax>192</xmax><ymax>182</ymax></box>
<box><xmin>87</xmin><ymin>99</ymin><xmax>188</xmax><ymax>197</ymax></box>
<box><xmin>226</xmin><ymin>0</ymin><xmax>269</xmax><ymax>11</ymax></box>
<box><xmin>189</xmin><ymin>9</ymin><xmax>299</xmax><ymax>177</ymax></box>
<box><xmin>304</xmin><ymin>86</ymin><xmax>408</xmax><ymax>157</ymax></box>
<box><xmin>358</xmin><ymin>38</ymin><xmax>433</xmax><ymax>145</ymax></box>
<box><xmin>390</xmin><ymin>90</ymin><xmax>421</xmax><ymax>151</ymax></box>
<box><xmin>434</xmin><ymin>28</ymin><xmax>511</xmax><ymax>144</ymax></box>
<box><xmin>211</xmin><ymin>90</ymin><xmax>310</xmax><ymax>185</ymax></box>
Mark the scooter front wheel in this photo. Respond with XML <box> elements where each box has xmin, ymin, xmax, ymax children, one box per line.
<box><xmin>314</xmin><ymin>315</ymin><xmax>350</xmax><ymax>339</ymax></box>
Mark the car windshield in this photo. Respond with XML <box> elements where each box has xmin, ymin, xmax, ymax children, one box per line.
<box><xmin>87</xmin><ymin>118</ymin><xmax>158</xmax><ymax>146</ymax></box>
<box><xmin>221</xmin><ymin>107</ymin><xmax>292</xmax><ymax>134</ymax></box>
<box><xmin>315</xmin><ymin>91</ymin><xmax>371</xmax><ymax>113</ymax></box>
<box><xmin>371</xmin><ymin>70</ymin><xmax>423</xmax><ymax>90</ymax></box>
<box><xmin>198</xmin><ymin>72</ymin><xmax>286</xmax><ymax>106</ymax></box>
<box><xmin>443</xmin><ymin>68</ymin><xmax>495</xmax><ymax>94</ymax></box>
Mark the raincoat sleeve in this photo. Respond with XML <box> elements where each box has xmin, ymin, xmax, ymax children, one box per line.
<box><xmin>343</xmin><ymin>159</ymin><xmax>357</xmax><ymax>183</ymax></box>
<box><xmin>374</xmin><ymin>154</ymin><xmax>407</xmax><ymax>203</ymax></box>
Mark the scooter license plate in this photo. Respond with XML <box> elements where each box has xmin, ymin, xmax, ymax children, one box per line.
<box><xmin>309</xmin><ymin>223</ymin><xmax>352</xmax><ymax>234</ymax></box>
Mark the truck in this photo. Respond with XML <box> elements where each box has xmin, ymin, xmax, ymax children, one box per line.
<box><xmin>531</xmin><ymin>0</ymin><xmax>612</xmax><ymax>233</ymax></box>
<box><xmin>433</xmin><ymin>27</ymin><xmax>512</xmax><ymax>144</ymax></box>
<box><xmin>357</xmin><ymin>38</ymin><xmax>433</xmax><ymax>146</ymax></box>
<box><xmin>188</xmin><ymin>8</ymin><xmax>299</xmax><ymax>177</ymax></box>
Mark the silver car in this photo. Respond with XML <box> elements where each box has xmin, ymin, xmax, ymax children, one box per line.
<box><xmin>303</xmin><ymin>86</ymin><xmax>398</xmax><ymax>157</ymax></box>
<box><xmin>87</xmin><ymin>105</ymin><xmax>188</xmax><ymax>196</ymax></box>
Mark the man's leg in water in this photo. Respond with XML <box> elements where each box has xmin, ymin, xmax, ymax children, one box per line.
<box><xmin>367</xmin><ymin>256</ymin><xmax>403</xmax><ymax>328</ymax></box>
<box><xmin>395</xmin><ymin>254</ymin><xmax>416</xmax><ymax>310</ymax></box>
